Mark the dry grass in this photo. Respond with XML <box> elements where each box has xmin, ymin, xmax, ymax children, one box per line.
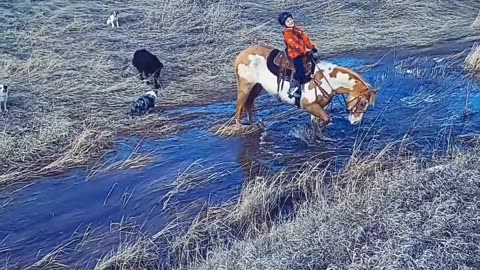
<box><xmin>464</xmin><ymin>42</ymin><xmax>480</xmax><ymax>72</ymax></box>
<box><xmin>94</xmin><ymin>141</ymin><xmax>480</xmax><ymax>270</ymax></box>
<box><xmin>94</xmin><ymin>237</ymin><xmax>159</xmax><ymax>270</ymax></box>
<box><xmin>1</xmin><ymin>0</ymin><xmax>479</xmax><ymax>185</ymax></box>
<box><xmin>159</xmin><ymin>160</ymin><xmax>240</xmax><ymax>211</ymax></box>
<box><xmin>87</xmin><ymin>152</ymin><xmax>154</xmax><ymax>180</ymax></box>
<box><xmin>93</xmin><ymin>158</ymin><xmax>333</xmax><ymax>270</ymax></box>
<box><xmin>0</xmin><ymin>123</ymin><xmax>115</xmax><ymax>186</ymax></box>
<box><xmin>193</xmin><ymin>148</ymin><xmax>480</xmax><ymax>270</ymax></box>
<box><xmin>90</xmin><ymin>142</ymin><xmax>394</xmax><ymax>269</ymax></box>
<box><xmin>20</xmin><ymin>218</ymin><xmax>154</xmax><ymax>270</ymax></box>
<box><xmin>472</xmin><ymin>11</ymin><xmax>480</xmax><ymax>28</ymax></box>
<box><xmin>209</xmin><ymin>117</ymin><xmax>264</xmax><ymax>137</ymax></box>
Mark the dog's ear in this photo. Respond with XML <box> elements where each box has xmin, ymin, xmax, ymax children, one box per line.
<box><xmin>4</xmin><ymin>85</ymin><xmax>7</xmax><ymax>91</ymax></box>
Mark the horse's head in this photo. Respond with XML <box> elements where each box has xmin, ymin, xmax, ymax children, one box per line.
<box><xmin>346</xmin><ymin>86</ymin><xmax>377</xmax><ymax>125</ymax></box>
<box><xmin>312</xmin><ymin>62</ymin><xmax>378</xmax><ymax>125</ymax></box>
<box><xmin>324</xmin><ymin>66</ymin><xmax>378</xmax><ymax>125</ymax></box>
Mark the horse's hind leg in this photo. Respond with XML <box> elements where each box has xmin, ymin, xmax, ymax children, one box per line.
<box><xmin>235</xmin><ymin>88</ymin><xmax>248</xmax><ymax>128</ymax></box>
<box><xmin>235</xmin><ymin>77</ymin><xmax>257</xmax><ymax>128</ymax></box>
<box><xmin>245</xmin><ymin>84</ymin><xmax>262</xmax><ymax>123</ymax></box>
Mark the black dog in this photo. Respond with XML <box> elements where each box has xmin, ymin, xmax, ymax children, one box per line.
<box><xmin>129</xmin><ymin>89</ymin><xmax>158</xmax><ymax>117</ymax></box>
<box><xmin>132</xmin><ymin>49</ymin><xmax>164</xmax><ymax>89</ymax></box>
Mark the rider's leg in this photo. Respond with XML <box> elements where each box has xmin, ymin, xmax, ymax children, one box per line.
<box><xmin>288</xmin><ymin>56</ymin><xmax>306</xmax><ymax>98</ymax></box>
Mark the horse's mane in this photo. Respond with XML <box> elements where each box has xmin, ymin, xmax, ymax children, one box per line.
<box><xmin>338</xmin><ymin>67</ymin><xmax>372</xmax><ymax>89</ymax></box>
<box><xmin>314</xmin><ymin>61</ymin><xmax>372</xmax><ymax>90</ymax></box>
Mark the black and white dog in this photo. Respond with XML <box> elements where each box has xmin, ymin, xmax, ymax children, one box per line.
<box><xmin>0</xmin><ymin>84</ymin><xmax>8</xmax><ymax>113</ymax></box>
<box><xmin>129</xmin><ymin>89</ymin><xmax>158</xmax><ymax>117</ymax></box>
<box><xmin>107</xmin><ymin>11</ymin><xmax>119</xmax><ymax>28</ymax></box>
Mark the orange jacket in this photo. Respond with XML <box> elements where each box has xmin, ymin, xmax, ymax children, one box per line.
<box><xmin>283</xmin><ymin>26</ymin><xmax>315</xmax><ymax>59</ymax></box>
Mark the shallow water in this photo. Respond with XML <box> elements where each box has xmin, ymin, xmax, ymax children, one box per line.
<box><xmin>1</xmin><ymin>40</ymin><xmax>480</xmax><ymax>269</ymax></box>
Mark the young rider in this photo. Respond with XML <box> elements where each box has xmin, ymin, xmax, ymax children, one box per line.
<box><xmin>278</xmin><ymin>11</ymin><xmax>319</xmax><ymax>98</ymax></box>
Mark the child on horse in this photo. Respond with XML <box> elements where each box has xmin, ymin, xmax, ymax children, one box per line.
<box><xmin>278</xmin><ymin>11</ymin><xmax>319</xmax><ymax>98</ymax></box>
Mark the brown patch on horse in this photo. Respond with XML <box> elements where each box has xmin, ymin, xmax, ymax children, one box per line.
<box><xmin>316</xmin><ymin>94</ymin><xmax>334</xmax><ymax>107</ymax></box>
<box><xmin>234</xmin><ymin>45</ymin><xmax>273</xmax><ymax>68</ymax></box>
<box><xmin>245</xmin><ymin>84</ymin><xmax>263</xmax><ymax>120</ymax></box>
<box><xmin>346</xmin><ymin>68</ymin><xmax>377</xmax><ymax>106</ymax></box>
<box><xmin>331</xmin><ymin>67</ymin><xmax>371</xmax><ymax>89</ymax></box>
<box><xmin>329</xmin><ymin>67</ymin><xmax>374</xmax><ymax>99</ymax></box>
<box><xmin>329</xmin><ymin>68</ymin><xmax>351</xmax><ymax>80</ymax></box>
<box><xmin>301</xmin><ymin>97</ymin><xmax>310</xmax><ymax>108</ymax></box>
<box><xmin>234</xmin><ymin>52</ymin><xmax>252</xmax><ymax>69</ymax></box>
<box><xmin>234</xmin><ymin>45</ymin><xmax>274</xmax><ymax>125</ymax></box>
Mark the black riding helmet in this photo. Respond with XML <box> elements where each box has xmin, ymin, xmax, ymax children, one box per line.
<box><xmin>278</xmin><ymin>11</ymin><xmax>293</xmax><ymax>27</ymax></box>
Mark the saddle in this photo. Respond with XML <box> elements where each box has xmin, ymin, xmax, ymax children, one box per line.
<box><xmin>273</xmin><ymin>50</ymin><xmax>314</xmax><ymax>78</ymax></box>
<box><xmin>266</xmin><ymin>49</ymin><xmax>315</xmax><ymax>98</ymax></box>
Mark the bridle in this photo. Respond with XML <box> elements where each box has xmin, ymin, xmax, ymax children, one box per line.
<box><xmin>310</xmin><ymin>57</ymin><xmax>373</xmax><ymax>115</ymax></box>
<box><xmin>345</xmin><ymin>88</ymin><xmax>372</xmax><ymax>114</ymax></box>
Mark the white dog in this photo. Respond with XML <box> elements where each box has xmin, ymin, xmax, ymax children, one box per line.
<box><xmin>106</xmin><ymin>11</ymin><xmax>119</xmax><ymax>28</ymax></box>
<box><xmin>0</xmin><ymin>84</ymin><xmax>9</xmax><ymax>113</ymax></box>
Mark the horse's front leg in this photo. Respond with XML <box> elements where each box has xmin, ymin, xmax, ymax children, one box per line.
<box><xmin>305</xmin><ymin>103</ymin><xmax>330</xmax><ymax>132</ymax></box>
<box><xmin>316</xmin><ymin>114</ymin><xmax>330</xmax><ymax>130</ymax></box>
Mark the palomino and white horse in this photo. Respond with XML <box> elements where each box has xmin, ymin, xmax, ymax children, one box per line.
<box><xmin>233</xmin><ymin>44</ymin><xmax>377</xmax><ymax>130</ymax></box>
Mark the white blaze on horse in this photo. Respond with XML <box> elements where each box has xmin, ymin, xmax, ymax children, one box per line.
<box><xmin>233</xmin><ymin>44</ymin><xmax>377</xmax><ymax>129</ymax></box>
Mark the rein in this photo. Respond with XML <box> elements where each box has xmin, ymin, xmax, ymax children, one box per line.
<box><xmin>311</xmin><ymin>58</ymin><xmax>350</xmax><ymax>113</ymax></box>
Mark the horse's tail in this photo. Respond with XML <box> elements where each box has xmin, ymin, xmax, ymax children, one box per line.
<box><xmin>233</xmin><ymin>56</ymin><xmax>244</xmax><ymax>121</ymax></box>
<box><xmin>234</xmin><ymin>58</ymin><xmax>242</xmax><ymax>98</ymax></box>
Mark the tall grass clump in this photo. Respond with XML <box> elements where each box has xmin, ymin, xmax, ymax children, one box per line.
<box><xmin>472</xmin><ymin>11</ymin><xmax>480</xmax><ymax>28</ymax></box>
<box><xmin>465</xmin><ymin>42</ymin><xmax>480</xmax><ymax>72</ymax></box>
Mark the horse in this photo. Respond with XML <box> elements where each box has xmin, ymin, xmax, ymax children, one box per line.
<box><xmin>233</xmin><ymin>44</ymin><xmax>377</xmax><ymax>130</ymax></box>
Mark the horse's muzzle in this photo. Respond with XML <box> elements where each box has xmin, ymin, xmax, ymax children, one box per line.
<box><xmin>349</xmin><ymin>114</ymin><xmax>362</xmax><ymax>125</ymax></box>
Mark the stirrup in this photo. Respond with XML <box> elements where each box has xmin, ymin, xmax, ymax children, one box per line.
<box><xmin>288</xmin><ymin>80</ymin><xmax>300</xmax><ymax>97</ymax></box>
<box><xmin>288</xmin><ymin>87</ymin><xmax>300</xmax><ymax>98</ymax></box>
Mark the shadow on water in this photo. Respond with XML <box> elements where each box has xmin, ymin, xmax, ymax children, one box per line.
<box><xmin>1</xmin><ymin>40</ymin><xmax>480</xmax><ymax>268</ymax></box>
